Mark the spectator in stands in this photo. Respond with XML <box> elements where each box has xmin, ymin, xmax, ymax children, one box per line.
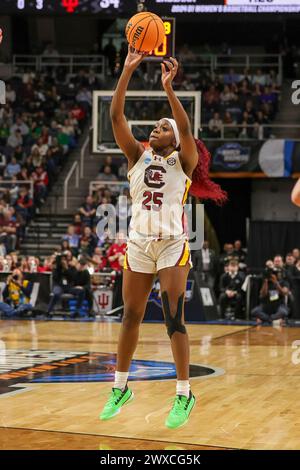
<box><xmin>284</xmin><ymin>253</ymin><xmax>297</xmax><ymax>283</ymax></box>
<box><xmin>192</xmin><ymin>240</ymin><xmax>218</xmax><ymax>290</ymax></box>
<box><xmin>0</xmin><ymin>268</ymin><xmax>33</xmax><ymax>317</ymax></box>
<box><xmin>47</xmin><ymin>254</ymin><xmax>85</xmax><ymax>317</ymax></box>
<box><xmin>62</xmin><ymin>225</ymin><xmax>80</xmax><ymax>256</ymax></box>
<box><xmin>219</xmin><ymin>260</ymin><xmax>244</xmax><ymax>320</ymax></box>
<box><xmin>5</xmin><ymin>157</ymin><xmax>21</xmax><ymax>178</ymax></box>
<box><xmin>233</xmin><ymin>240</ymin><xmax>247</xmax><ymax>269</ymax></box>
<box><xmin>0</xmin><ymin>208</ymin><xmax>18</xmax><ymax>253</ymax></box>
<box><xmin>43</xmin><ymin>42</ymin><xmax>59</xmax><ymax>57</ymax></box>
<box><xmin>273</xmin><ymin>254</ymin><xmax>285</xmax><ymax>271</ymax></box>
<box><xmin>223</xmin><ymin>68</ymin><xmax>241</xmax><ymax>85</ymax></box>
<box><xmin>99</xmin><ymin>156</ymin><xmax>118</xmax><ymax>177</ymax></box>
<box><xmin>223</xmin><ymin>111</ymin><xmax>238</xmax><ymax>138</ymax></box>
<box><xmin>0</xmin><ymin>255</ymin><xmax>12</xmax><ymax>271</ymax></box>
<box><xmin>178</xmin><ymin>43</ymin><xmax>196</xmax><ymax>63</ymax></box>
<box><xmin>293</xmin><ymin>248</ymin><xmax>300</xmax><ymax>262</ymax></box>
<box><xmin>182</xmin><ymin>76</ymin><xmax>195</xmax><ymax>91</ymax></box>
<box><xmin>26</xmin><ymin>256</ymin><xmax>40</xmax><ymax>273</ymax></box>
<box><xmin>5</xmin><ymin>84</ymin><xmax>16</xmax><ymax>105</ymax></box>
<box><xmin>251</xmin><ymin>265</ymin><xmax>290</xmax><ymax>325</ymax></box>
<box><xmin>103</xmin><ymin>39</ymin><xmax>117</xmax><ymax>77</ymax></box>
<box><xmin>10</xmin><ymin>117</ymin><xmax>29</xmax><ymax>137</ymax></box>
<box><xmin>32</xmin><ymin>166</ymin><xmax>49</xmax><ymax>204</ymax></box>
<box><xmin>244</xmin><ymin>100</ymin><xmax>256</xmax><ymax>121</ymax></box>
<box><xmin>92</xmin><ymin>247</ymin><xmax>107</xmax><ymax>271</ymax></box>
<box><xmin>239</xmin><ymin>111</ymin><xmax>255</xmax><ymax>139</ymax></box>
<box><xmin>254</xmin><ymin>110</ymin><xmax>270</xmax><ymax>139</ymax></box>
<box><xmin>219</xmin><ymin>243</ymin><xmax>236</xmax><ymax>273</ymax></box>
<box><xmin>220</xmin><ymin>85</ymin><xmax>236</xmax><ymax>104</ymax></box>
<box><xmin>31</xmin><ymin>137</ymin><xmax>49</xmax><ymax>158</ymax></box>
<box><xmin>38</xmin><ymin>256</ymin><xmax>54</xmax><ymax>273</ymax></box>
<box><xmin>97</xmin><ymin>164</ymin><xmax>118</xmax><ymax>182</ymax></box>
<box><xmin>73</xmin><ymin>213</ymin><xmax>84</xmax><ymax>235</ymax></box>
<box><xmin>252</xmin><ymin>69</ymin><xmax>267</xmax><ymax>86</ymax></box>
<box><xmin>15</xmin><ymin>186</ymin><xmax>34</xmax><ymax>224</ymax></box>
<box><xmin>208</xmin><ymin>112</ymin><xmax>223</xmax><ymax>138</ymax></box>
<box><xmin>45</xmin><ymin>148</ymin><xmax>59</xmax><ymax>186</ymax></box>
<box><xmin>79</xmin><ymin>196</ymin><xmax>97</xmax><ymax>227</ymax></box>
<box><xmin>13</xmin><ymin>145</ymin><xmax>25</xmax><ymax>164</ymax></box>
<box><xmin>203</xmin><ymin>85</ymin><xmax>220</xmax><ymax>108</ymax></box>
<box><xmin>107</xmin><ymin>232</ymin><xmax>127</xmax><ymax>272</ymax></box>
<box><xmin>61</xmin><ymin>239</ymin><xmax>70</xmax><ymax>252</ymax></box>
<box><xmin>79</xmin><ymin>226</ymin><xmax>97</xmax><ymax>257</ymax></box>
<box><xmin>76</xmin><ymin>87</ymin><xmax>92</xmax><ymax>114</ymax></box>
<box><xmin>7</xmin><ymin>129</ymin><xmax>23</xmax><ymax>150</ymax></box>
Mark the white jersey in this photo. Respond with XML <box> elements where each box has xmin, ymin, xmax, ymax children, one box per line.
<box><xmin>127</xmin><ymin>148</ymin><xmax>191</xmax><ymax>239</ymax></box>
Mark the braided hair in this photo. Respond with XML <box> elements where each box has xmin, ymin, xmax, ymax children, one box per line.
<box><xmin>189</xmin><ymin>138</ymin><xmax>227</xmax><ymax>205</ymax></box>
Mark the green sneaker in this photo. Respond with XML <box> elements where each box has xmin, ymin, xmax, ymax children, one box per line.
<box><xmin>165</xmin><ymin>392</ymin><xmax>195</xmax><ymax>429</ymax></box>
<box><xmin>99</xmin><ymin>385</ymin><xmax>134</xmax><ymax>421</ymax></box>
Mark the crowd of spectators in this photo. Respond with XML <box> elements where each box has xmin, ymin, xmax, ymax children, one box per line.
<box><xmin>115</xmin><ymin>41</ymin><xmax>281</xmax><ymax>139</ymax></box>
<box><xmin>192</xmin><ymin>241</ymin><xmax>300</xmax><ymax>324</ymax></box>
<box><xmin>202</xmin><ymin>70</ymin><xmax>280</xmax><ymax>139</ymax></box>
<box><xmin>0</xmin><ymin>66</ymin><xmax>107</xmax><ymax>253</ymax></box>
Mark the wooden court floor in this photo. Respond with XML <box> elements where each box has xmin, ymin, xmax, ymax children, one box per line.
<box><xmin>0</xmin><ymin>319</ymin><xmax>300</xmax><ymax>450</ymax></box>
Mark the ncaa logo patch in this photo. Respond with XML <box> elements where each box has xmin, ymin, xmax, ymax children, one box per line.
<box><xmin>0</xmin><ymin>349</ymin><xmax>224</xmax><ymax>397</ymax></box>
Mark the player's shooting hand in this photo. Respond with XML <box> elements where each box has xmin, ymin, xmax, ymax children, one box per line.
<box><xmin>124</xmin><ymin>45</ymin><xmax>147</xmax><ymax>71</ymax></box>
<box><xmin>161</xmin><ymin>57</ymin><xmax>178</xmax><ymax>90</ymax></box>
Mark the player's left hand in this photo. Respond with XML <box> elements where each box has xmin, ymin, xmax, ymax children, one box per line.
<box><xmin>161</xmin><ymin>57</ymin><xmax>178</xmax><ymax>90</ymax></box>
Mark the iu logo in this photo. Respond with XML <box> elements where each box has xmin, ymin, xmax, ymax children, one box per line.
<box><xmin>61</xmin><ymin>0</ymin><xmax>79</xmax><ymax>13</ymax></box>
<box><xmin>144</xmin><ymin>165</ymin><xmax>166</xmax><ymax>189</ymax></box>
<box><xmin>98</xmin><ymin>293</ymin><xmax>109</xmax><ymax>310</ymax></box>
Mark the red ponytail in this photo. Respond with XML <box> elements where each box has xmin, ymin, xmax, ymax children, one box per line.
<box><xmin>189</xmin><ymin>138</ymin><xmax>228</xmax><ymax>205</ymax></box>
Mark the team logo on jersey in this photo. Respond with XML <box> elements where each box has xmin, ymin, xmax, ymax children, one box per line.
<box><xmin>0</xmin><ymin>349</ymin><xmax>224</xmax><ymax>397</ymax></box>
<box><xmin>144</xmin><ymin>165</ymin><xmax>166</xmax><ymax>189</ymax></box>
<box><xmin>167</xmin><ymin>157</ymin><xmax>176</xmax><ymax>166</ymax></box>
<box><xmin>144</xmin><ymin>157</ymin><xmax>152</xmax><ymax>164</ymax></box>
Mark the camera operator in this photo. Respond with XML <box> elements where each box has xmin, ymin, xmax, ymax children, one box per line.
<box><xmin>0</xmin><ymin>268</ymin><xmax>33</xmax><ymax>317</ymax></box>
<box><xmin>251</xmin><ymin>265</ymin><xmax>290</xmax><ymax>324</ymax></box>
<box><xmin>219</xmin><ymin>260</ymin><xmax>244</xmax><ymax>319</ymax></box>
<box><xmin>46</xmin><ymin>253</ymin><xmax>85</xmax><ymax>317</ymax></box>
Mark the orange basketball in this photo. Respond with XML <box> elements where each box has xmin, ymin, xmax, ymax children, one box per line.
<box><xmin>125</xmin><ymin>12</ymin><xmax>166</xmax><ymax>53</ymax></box>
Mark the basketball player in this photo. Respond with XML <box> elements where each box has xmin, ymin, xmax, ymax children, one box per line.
<box><xmin>291</xmin><ymin>178</ymin><xmax>300</xmax><ymax>206</ymax></box>
<box><xmin>100</xmin><ymin>47</ymin><xmax>226</xmax><ymax>428</ymax></box>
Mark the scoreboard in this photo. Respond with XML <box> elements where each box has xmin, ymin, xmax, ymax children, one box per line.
<box><xmin>147</xmin><ymin>18</ymin><xmax>175</xmax><ymax>60</ymax></box>
<box><xmin>1</xmin><ymin>0</ymin><xmax>300</xmax><ymax>14</ymax></box>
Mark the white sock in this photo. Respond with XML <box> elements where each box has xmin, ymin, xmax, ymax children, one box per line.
<box><xmin>113</xmin><ymin>371</ymin><xmax>129</xmax><ymax>391</ymax></box>
<box><xmin>176</xmin><ymin>380</ymin><xmax>190</xmax><ymax>398</ymax></box>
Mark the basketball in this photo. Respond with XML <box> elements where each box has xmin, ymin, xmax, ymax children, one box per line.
<box><xmin>125</xmin><ymin>12</ymin><xmax>166</xmax><ymax>53</ymax></box>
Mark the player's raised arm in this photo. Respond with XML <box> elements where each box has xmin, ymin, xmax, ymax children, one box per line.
<box><xmin>110</xmin><ymin>46</ymin><xmax>145</xmax><ymax>165</ymax></box>
<box><xmin>291</xmin><ymin>178</ymin><xmax>300</xmax><ymax>207</ymax></box>
<box><xmin>161</xmin><ymin>57</ymin><xmax>198</xmax><ymax>176</ymax></box>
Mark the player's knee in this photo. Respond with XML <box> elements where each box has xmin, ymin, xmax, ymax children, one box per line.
<box><xmin>161</xmin><ymin>291</ymin><xmax>186</xmax><ymax>338</ymax></box>
<box><xmin>122</xmin><ymin>308</ymin><xmax>143</xmax><ymax>329</ymax></box>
